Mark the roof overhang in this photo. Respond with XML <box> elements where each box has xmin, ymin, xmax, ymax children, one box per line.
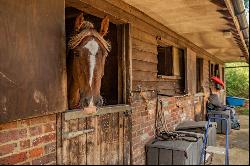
<box><xmin>122</xmin><ymin>0</ymin><xmax>249</xmax><ymax>63</ymax></box>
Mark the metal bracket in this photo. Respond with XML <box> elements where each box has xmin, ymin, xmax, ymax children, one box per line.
<box><xmin>63</xmin><ymin>128</ymin><xmax>95</xmax><ymax>139</ymax></box>
<box><xmin>124</xmin><ymin>109</ymin><xmax>132</xmax><ymax>117</ymax></box>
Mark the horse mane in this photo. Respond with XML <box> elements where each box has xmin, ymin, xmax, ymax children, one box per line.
<box><xmin>68</xmin><ymin>21</ymin><xmax>111</xmax><ymax>52</ymax></box>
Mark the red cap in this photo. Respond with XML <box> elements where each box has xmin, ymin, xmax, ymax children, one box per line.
<box><xmin>211</xmin><ymin>76</ymin><xmax>224</xmax><ymax>88</ymax></box>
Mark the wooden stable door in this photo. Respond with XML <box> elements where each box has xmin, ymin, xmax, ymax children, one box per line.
<box><xmin>0</xmin><ymin>0</ymin><xmax>66</xmax><ymax>123</ymax></box>
<box><xmin>57</xmin><ymin>105</ymin><xmax>132</xmax><ymax>165</ymax></box>
<box><xmin>194</xmin><ymin>95</ymin><xmax>205</xmax><ymax>121</ymax></box>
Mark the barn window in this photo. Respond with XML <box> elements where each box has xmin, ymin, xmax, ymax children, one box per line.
<box><xmin>196</xmin><ymin>58</ymin><xmax>203</xmax><ymax>93</ymax></box>
<box><xmin>210</xmin><ymin>63</ymin><xmax>214</xmax><ymax>77</ymax></box>
<box><xmin>157</xmin><ymin>45</ymin><xmax>186</xmax><ymax>95</ymax></box>
<box><xmin>210</xmin><ymin>63</ymin><xmax>220</xmax><ymax>77</ymax></box>
<box><xmin>214</xmin><ymin>64</ymin><xmax>220</xmax><ymax>78</ymax></box>
<box><xmin>157</xmin><ymin>46</ymin><xmax>173</xmax><ymax>76</ymax></box>
<box><xmin>65</xmin><ymin>8</ymin><xmax>130</xmax><ymax>108</ymax></box>
<box><xmin>157</xmin><ymin>46</ymin><xmax>185</xmax><ymax>79</ymax></box>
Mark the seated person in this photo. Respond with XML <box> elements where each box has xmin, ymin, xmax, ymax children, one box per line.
<box><xmin>207</xmin><ymin>77</ymin><xmax>240</xmax><ymax>129</ymax></box>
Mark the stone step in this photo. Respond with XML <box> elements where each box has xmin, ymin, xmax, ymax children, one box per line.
<box><xmin>206</xmin><ymin>146</ymin><xmax>225</xmax><ymax>155</ymax></box>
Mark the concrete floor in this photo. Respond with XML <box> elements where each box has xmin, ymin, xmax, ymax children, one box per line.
<box><xmin>211</xmin><ymin>115</ymin><xmax>249</xmax><ymax>165</ymax></box>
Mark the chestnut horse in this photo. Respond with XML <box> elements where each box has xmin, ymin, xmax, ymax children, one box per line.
<box><xmin>67</xmin><ymin>13</ymin><xmax>110</xmax><ymax>109</ymax></box>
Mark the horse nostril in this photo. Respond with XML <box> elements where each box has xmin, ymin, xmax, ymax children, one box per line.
<box><xmin>95</xmin><ymin>96</ymin><xmax>103</xmax><ymax>107</ymax></box>
<box><xmin>79</xmin><ymin>96</ymin><xmax>92</xmax><ymax>108</ymax></box>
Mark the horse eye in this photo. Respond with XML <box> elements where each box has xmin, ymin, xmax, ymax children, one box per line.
<box><xmin>74</xmin><ymin>51</ymin><xmax>80</xmax><ymax>57</ymax></box>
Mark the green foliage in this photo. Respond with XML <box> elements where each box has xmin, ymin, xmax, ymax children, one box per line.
<box><xmin>242</xmin><ymin>108</ymin><xmax>249</xmax><ymax>115</ymax></box>
<box><xmin>225</xmin><ymin>62</ymin><xmax>249</xmax><ymax>98</ymax></box>
<box><xmin>244</xmin><ymin>0</ymin><xmax>249</xmax><ymax>9</ymax></box>
<box><xmin>235</xmin><ymin>106</ymin><xmax>249</xmax><ymax>115</ymax></box>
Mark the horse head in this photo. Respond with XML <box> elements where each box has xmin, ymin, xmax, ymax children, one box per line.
<box><xmin>68</xmin><ymin>13</ymin><xmax>110</xmax><ymax>109</ymax></box>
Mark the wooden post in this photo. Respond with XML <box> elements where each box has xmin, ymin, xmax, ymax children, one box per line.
<box><xmin>125</xmin><ymin>23</ymin><xmax>132</xmax><ymax>104</ymax></box>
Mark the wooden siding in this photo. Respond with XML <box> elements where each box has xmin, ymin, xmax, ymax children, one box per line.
<box><xmin>186</xmin><ymin>48</ymin><xmax>197</xmax><ymax>95</ymax></box>
<box><xmin>0</xmin><ymin>0</ymin><xmax>66</xmax><ymax>123</ymax></box>
<box><xmin>131</xmin><ymin>26</ymin><xmax>184</xmax><ymax>94</ymax></box>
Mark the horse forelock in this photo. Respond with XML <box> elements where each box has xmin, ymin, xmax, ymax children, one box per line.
<box><xmin>68</xmin><ymin>26</ymin><xmax>111</xmax><ymax>52</ymax></box>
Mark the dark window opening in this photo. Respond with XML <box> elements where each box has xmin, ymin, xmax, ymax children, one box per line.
<box><xmin>196</xmin><ymin>58</ymin><xmax>203</xmax><ymax>93</ymax></box>
<box><xmin>214</xmin><ymin>64</ymin><xmax>220</xmax><ymax>78</ymax></box>
<box><xmin>157</xmin><ymin>45</ymin><xmax>186</xmax><ymax>95</ymax></box>
<box><xmin>157</xmin><ymin>46</ymin><xmax>173</xmax><ymax>76</ymax></box>
<box><xmin>65</xmin><ymin>7</ymin><xmax>123</xmax><ymax>106</ymax></box>
<box><xmin>210</xmin><ymin>63</ymin><xmax>214</xmax><ymax>77</ymax></box>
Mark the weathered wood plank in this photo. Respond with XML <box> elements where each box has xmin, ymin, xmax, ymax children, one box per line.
<box><xmin>109</xmin><ymin>113</ymin><xmax>120</xmax><ymax>164</ymax></box>
<box><xmin>158</xmin><ymin>89</ymin><xmax>177</xmax><ymax>96</ymax></box>
<box><xmin>132</xmin><ymin>38</ymin><xmax>158</xmax><ymax>54</ymax></box>
<box><xmin>99</xmin><ymin>114</ymin><xmax>112</xmax><ymax>164</ymax></box>
<box><xmin>123</xmin><ymin>112</ymin><xmax>131</xmax><ymax>165</ymax></box>
<box><xmin>132</xmin><ymin>60</ymin><xmax>157</xmax><ymax>73</ymax></box>
<box><xmin>78</xmin><ymin>118</ymin><xmax>87</xmax><ymax>165</ymax></box>
<box><xmin>62</xmin><ymin>119</ymin><xmax>70</xmax><ymax>165</ymax></box>
<box><xmin>132</xmin><ymin>71</ymin><xmax>157</xmax><ymax>81</ymax></box>
<box><xmin>86</xmin><ymin>117</ymin><xmax>100</xmax><ymax>165</ymax></box>
<box><xmin>118</xmin><ymin>112</ymin><xmax>124</xmax><ymax>165</ymax></box>
<box><xmin>65</xmin><ymin>104</ymin><xmax>131</xmax><ymax>120</ymax></box>
<box><xmin>132</xmin><ymin>80</ymin><xmax>182</xmax><ymax>91</ymax></box>
<box><xmin>131</xmin><ymin>26</ymin><xmax>157</xmax><ymax>45</ymax></box>
<box><xmin>69</xmin><ymin>119</ymin><xmax>79</xmax><ymax>165</ymax></box>
<box><xmin>132</xmin><ymin>49</ymin><xmax>158</xmax><ymax>63</ymax></box>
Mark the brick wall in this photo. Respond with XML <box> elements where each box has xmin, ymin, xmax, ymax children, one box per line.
<box><xmin>131</xmin><ymin>94</ymin><xmax>156</xmax><ymax>165</ymax></box>
<box><xmin>130</xmin><ymin>92</ymin><xmax>195</xmax><ymax>165</ymax></box>
<box><xmin>0</xmin><ymin>114</ymin><xmax>57</xmax><ymax>165</ymax></box>
<box><xmin>158</xmin><ymin>96</ymin><xmax>195</xmax><ymax>130</ymax></box>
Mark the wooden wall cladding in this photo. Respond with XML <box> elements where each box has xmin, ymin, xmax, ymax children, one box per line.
<box><xmin>0</xmin><ymin>0</ymin><xmax>67</xmax><ymax>123</ymax></box>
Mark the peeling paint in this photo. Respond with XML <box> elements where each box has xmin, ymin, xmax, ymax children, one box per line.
<box><xmin>180</xmin><ymin>111</ymin><xmax>187</xmax><ymax>121</ymax></box>
<box><xmin>1</xmin><ymin>96</ymin><xmax>7</xmax><ymax>113</ymax></box>
<box><xmin>33</xmin><ymin>90</ymin><xmax>48</xmax><ymax>111</ymax></box>
<box><xmin>0</xmin><ymin>71</ymin><xmax>16</xmax><ymax>85</ymax></box>
<box><xmin>141</xmin><ymin>133</ymin><xmax>149</xmax><ymax>142</ymax></box>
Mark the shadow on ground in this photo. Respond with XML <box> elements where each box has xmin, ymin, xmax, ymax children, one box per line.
<box><xmin>211</xmin><ymin>115</ymin><xmax>249</xmax><ymax>165</ymax></box>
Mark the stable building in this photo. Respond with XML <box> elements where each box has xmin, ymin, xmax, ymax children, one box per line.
<box><xmin>0</xmin><ymin>0</ymin><xmax>248</xmax><ymax>165</ymax></box>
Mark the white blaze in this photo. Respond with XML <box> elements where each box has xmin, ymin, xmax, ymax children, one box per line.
<box><xmin>89</xmin><ymin>96</ymin><xmax>94</xmax><ymax>107</ymax></box>
<box><xmin>83</xmin><ymin>39</ymin><xmax>99</xmax><ymax>87</ymax></box>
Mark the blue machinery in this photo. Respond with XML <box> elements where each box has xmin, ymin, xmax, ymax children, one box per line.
<box><xmin>200</xmin><ymin>117</ymin><xmax>229</xmax><ymax>165</ymax></box>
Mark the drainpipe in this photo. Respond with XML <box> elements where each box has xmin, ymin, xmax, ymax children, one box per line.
<box><xmin>231</xmin><ymin>0</ymin><xmax>249</xmax><ymax>48</ymax></box>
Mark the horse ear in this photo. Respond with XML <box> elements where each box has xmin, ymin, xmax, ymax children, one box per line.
<box><xmin>99</xmin><ymin>16</ymin><xmax>109</xmax><ymax>37</ymax></box>
<box><xmin>74</xmin><ymin>13</ymin><xmax>84</xmax><ymax>32</ymax></box>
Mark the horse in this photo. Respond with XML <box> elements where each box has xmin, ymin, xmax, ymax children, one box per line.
<box><xmin>67</xmin><ymin>13</ymin><xmax>110</xmax><ymax>109</ymax></box>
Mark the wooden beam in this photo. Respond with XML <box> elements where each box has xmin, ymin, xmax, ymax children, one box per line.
<box><xmin>227</xmin><ymin>22</ymin><xmax>237</xmax><ymax>29</ymax></box>
<box><xmin>210</xmin><ymin>0</ymin><xmax>227</xmax><ymax>9</ymax></box>
<box><xmin>217</xmin><ymin>9</ymin><xmax>232</xmax><ymax>18</ymax></box>
<box><xmin>225</xmin><ymin>66</ymin><xmax>249</xmax><ymax>68</ymax></box>
<box><xmin>224</xmin><ymin>0</ymin><xmax>249</xmax><ymax>61</ymax></box>
<box><xmin>64</xmin><ymin>104</ymin><xmax>131</xmax><ymax>120</ymax></box>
